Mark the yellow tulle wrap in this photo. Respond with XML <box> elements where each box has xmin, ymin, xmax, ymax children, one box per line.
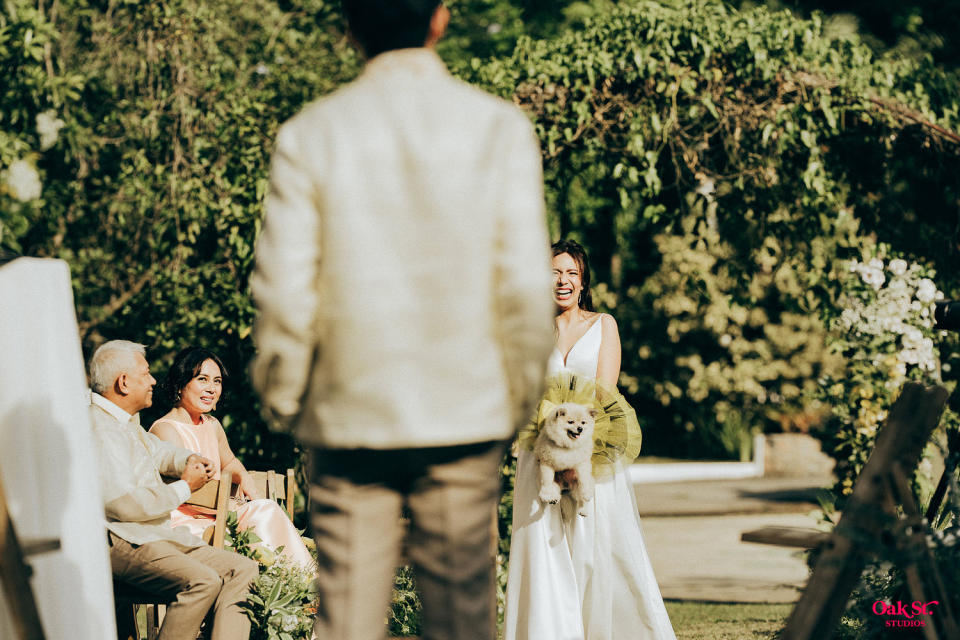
<box><xmin>517</xmin><ymin>372</ymin><xmax>643</xmax><ymax>479</ymax></box>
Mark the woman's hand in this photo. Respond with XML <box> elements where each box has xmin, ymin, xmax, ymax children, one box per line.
<box><xmin>238</xmin><ymin>474</ymin><xmax>263</xmax><ymax>501</ymax></box>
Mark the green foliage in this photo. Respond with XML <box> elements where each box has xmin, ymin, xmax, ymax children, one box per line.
<box><xmin>5</xmin><ymin>0</ymin><xmax>960</xmax><ymax>469</ymax></box>
<box><xmin>243</xmin><ymin>560</ymin><xmax>318</xmax><ymax>640</ymax></box>
<box><xmin>770</xmin><ymin>0</ymin><xmax>960</xmax><ymax>70</ymax></box>
<box><xmin>226</xmin><ymin>511</ymin><xmax>318</xmax><ymax>640</ymax></box>
<box><xmin>0</xmin><ymin>0</ymin><xmax>81</xmax><ymax>249</ymax></box>
<box><xmin>388</xmin><ymin>566</ymin><xmax>422</xmax><ymax>637</ymax></box>
<box><xmin>2</xmin><ymin>0</ymin><xmax>361</xmax><ymax>471</ymax></box>
<box><xmin>462</xmin><ymin>0</ymin><xmax>960</xmax><ymax>458</ymax></box>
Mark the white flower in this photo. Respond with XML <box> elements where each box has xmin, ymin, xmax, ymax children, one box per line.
<box><xmin>840</xmin><ymin>308</ymin><xmax>859</xmax><ymax>328</ymax></box>
<box><xmin>35</xmin><ymin>110</ymin><xmax>65</xmax><ymax>150</ymax></box>
<box><xmin>281</xmin><ymin>614</ymin><xmax>299</xmax><ymax>632</ymax></box>
<box><xmin>695</xmin><ymin>174</ymin><xmax>716</xmax><ymax>200</ymax></box>
<box><xmin>902</xmin><ymin>327</ymin><xmax>923</xmax><ymax>348</ymax></box>
<box><xmin>868</xmin><ymin>258</ymin><xmax>884</xmax><ymax>270</ymax></box>
<box><xmin>254</xmin><ymin>62</ymin><xmax>269</xmax><ymax>75</ymax></box>
<box><xmin>4</xmin><ymin>160</ymin><xmax>42</xmax><ymax>201</ymax></box>
<box><xmin>899</xmin><ymin>349</ymin><xmax>920</xmax><ymax>365</ymax></box>
<box><xmin>860</xmin><ymin>267</ymin><xmax>885</xmax><ymax>290</ymax></box>
<box><xmin>917</xmin><ymin>279</ymin><xmax>937</xmax><ymax>304</ymax></box>
<box><xmin>888</xmin><ymin>259</ymin><xmax>908</xmax><ymax>275</ymax></box>
<box><xmin>718</xmin><ymin>334</ymin><xmax>732</xmax><ymax>347</ymax></box>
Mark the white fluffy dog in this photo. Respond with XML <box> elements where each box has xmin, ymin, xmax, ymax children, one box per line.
<box><xmin>534</xmin><ymin>402</ymin><xmax>598</xmax><ymax>517</ymax></box>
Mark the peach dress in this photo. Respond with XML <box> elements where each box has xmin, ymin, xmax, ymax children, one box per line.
<box><xmin>149</xmin><ymin>416</ymin><xmax>314</xmax><ymax>568</ymax></box>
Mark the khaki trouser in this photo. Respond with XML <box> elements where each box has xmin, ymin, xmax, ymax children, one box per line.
<box><xmin>109</xmin><ymin>532</ymin><xmax>259</xmax><ymax>640</ymax></box>
<box><xmin>309</xmin><ymin>440</ymin><xmax>507</xmax><ymax>640</ymax></box>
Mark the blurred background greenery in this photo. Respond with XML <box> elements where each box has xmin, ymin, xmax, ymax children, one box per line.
<box><xmin>2</xmin><ymin>0</ymin><xmax>959</xmax><ymax>473</ymax></box>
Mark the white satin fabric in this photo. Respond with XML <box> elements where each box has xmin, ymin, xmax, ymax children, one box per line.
<box><xmin>504</xmin><ymin>316</ymin><xmax>676</xmax><ymax>640</ymax></box>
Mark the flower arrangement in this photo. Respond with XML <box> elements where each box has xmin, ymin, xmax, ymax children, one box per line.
<box><xmin>223</xmin><ymin>511</ymin><xmax>318</xmax><ymax>640</ymax></box>
<box><xmin>814</xmin><ymin>246</ymin><xmax>960</xmax><ymax>637</ymax></box>
<box><xmin>243</xmin><ymin>560</ymin><xmax>317</xmax><ymax>640</ymax></box>
<box><xmin>816</xmin><ymin>248</ymin><xmax>945</xmax><ymax>494</ymax></box>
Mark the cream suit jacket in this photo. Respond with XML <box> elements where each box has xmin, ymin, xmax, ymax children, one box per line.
<box><xmin>89</xmin><ymin>400</ymin><xmax>204</xmax><ymax>547</ymax></box>
<box><xmin>251</xmin><ymin>48</ymin><xmax>555</xmax><ymax>449</ymax></box>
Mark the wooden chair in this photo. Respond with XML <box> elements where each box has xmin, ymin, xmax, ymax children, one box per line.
<box><xmin>113</xmin><ymin>477</ymin><xmax>230</xmax><ymax>640</ymax></box>
<box><xmin>244</xmin><ymin>469</ymin><xmax>298</xmax><ymax>521</ymax></box>
<box><xmin>0</xmin><ymin>474</ymin><xmax>60</xmax><ymax>640</ymax></box>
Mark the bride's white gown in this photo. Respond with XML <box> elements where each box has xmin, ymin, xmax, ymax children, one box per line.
<box><xmin>504</xmin><ymin>317</ymin><xmax>676</xmax><ymax>640</ymax></box>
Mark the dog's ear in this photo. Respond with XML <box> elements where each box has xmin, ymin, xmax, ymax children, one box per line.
<box><xmin>548</xmin><ymin>406</ymin><xmax>566</xmax><ymax>422</ymax></box>
<box><xmin>588</xmin><ymin>408</ymin><xmax>600</xmax><ymax>419</ymax></box>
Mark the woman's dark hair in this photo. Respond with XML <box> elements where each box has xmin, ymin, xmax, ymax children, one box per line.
<box><xmin>552</xmin><ymin>239</ymin><xmax>594</xmax><ymax>312</ymax></box>
<box><xmin>341</xmin><ymin>0</ymin><xmax>441</xmax><ymax>58</ymax></box>
<box><xmin>154</xmin><ymin>346</ymin><xmax>229</xmax><ymax>412</ymax></box>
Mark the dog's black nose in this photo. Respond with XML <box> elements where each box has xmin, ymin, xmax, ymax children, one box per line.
<box><xmin>576</xmin><ymin>426</ymin><xmax>583</xmax><ymax>434</ymax></box>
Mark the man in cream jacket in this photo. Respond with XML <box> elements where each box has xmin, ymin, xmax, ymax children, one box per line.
<box><xmin>250</xmin><ymin>1</ymin><xmax>555</xmax><ymax>638</ymax></box>
<box><xmin>89</xmin><ymin>340</ymin><xmax>258</xmax><ymax>640</ymax></box>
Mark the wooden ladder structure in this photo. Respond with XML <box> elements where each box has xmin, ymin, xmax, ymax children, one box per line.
<box><xmin>772</xmin><ymin>383</ymin><xmax>960</xmax><ymax>640</ymax></box>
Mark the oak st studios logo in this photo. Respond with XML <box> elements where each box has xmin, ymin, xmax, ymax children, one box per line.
<box><xmin>872</xmin><ymin>600</ymin><xmax>940</xmax><ymax>628</ymax></box>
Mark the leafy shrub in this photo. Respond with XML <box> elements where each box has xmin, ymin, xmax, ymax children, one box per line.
<box><xmin>461</xmin><ymin>0</ymin><xmax>960</xmax><ymax>458</ymax></box>
<box><xmin>6</xmin><ymin>0</ymin><xmax>960</xmax><ymax>466</ymax></box>
<box><xmin>224</xmin><ymin>511</ymin><xmax>318</xmax><ymax>640</ymax></box>
<box><xmin>389</xmin><ymin>566</ymin><xmax>422</xmax><ymax>637</ymax></box>
<box><xmin>813</xmin><ymin>245</ymin><xmax>956</xmax><ymax>494</ymax></box>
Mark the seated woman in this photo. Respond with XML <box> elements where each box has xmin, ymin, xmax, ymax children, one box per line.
<box><xmin>150</xmin><ymin>346</ymin><xmax>314</xmax><ymax>568</ymax></box>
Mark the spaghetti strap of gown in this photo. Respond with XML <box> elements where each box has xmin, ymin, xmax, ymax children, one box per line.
<box><xmin>504</xmin><ymin>314</ymin><xmax>676</xmax><ymax>640</ymax></box>
<box><xmin>149</xmin><ymin>417</ymin><xmax>315</xmax><ymax>569</ymax></box>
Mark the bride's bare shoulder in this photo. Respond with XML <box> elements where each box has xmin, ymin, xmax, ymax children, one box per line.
<box><xmin>598</xmin><ymin>312</ymin><xmax>619</xmax><ymax>334</ymax></box>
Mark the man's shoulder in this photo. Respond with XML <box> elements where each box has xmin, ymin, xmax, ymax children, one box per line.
<box><xmin>88</xmin><ymin>403</ymin><xmax>121</xmax><ymax>432</ymax></box>
<box><xmin>449</xmin><ymin>75</ymin><xmax>531</xmax><ymax>121</ymax></box>
<box><xmin>280</xmin><ymin>66</ymin><xmax>529</xmax><ymax>132</ymax></box>
<box><xmin>279</xmin><ymin>73</ymin><xmax>372</xmax><ymax>129</ymax></box>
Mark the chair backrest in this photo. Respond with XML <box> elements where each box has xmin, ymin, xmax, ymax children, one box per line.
<box><xmin>246</xmin><ymin>469</ymin><xmax>297</xmax><ymax>521</ymax></box>
<box><xmin>184</xmin><ymin>478</ymin><xmax>231</xmax><ymax>549</ymax></box>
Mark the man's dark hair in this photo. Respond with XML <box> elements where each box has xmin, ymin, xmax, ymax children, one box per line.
<box><xmin>341</xmin><ymin>0</ymin><xmax>441</xmax><ymax>58</ymax></box>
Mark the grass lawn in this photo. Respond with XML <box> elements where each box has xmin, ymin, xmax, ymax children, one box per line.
<box><xmin>665</xmin><ymin>600</ymin><xmax>792</xmax><ymax>640</ymax></box>
<box><xmin>136</xmin><ymin>599</ymin><xmax>793</xmax><ymax>639</ymax></box>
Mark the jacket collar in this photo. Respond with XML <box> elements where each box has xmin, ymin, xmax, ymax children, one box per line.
<box><xmin>91</xmin><ymin>392</ymin><xmax>139</xmax><ymax>426</ymax></box>
<box><xmin>363</xmin><ymin>47</ymin><xmax>449</xmax><ymax>79</ymax></box>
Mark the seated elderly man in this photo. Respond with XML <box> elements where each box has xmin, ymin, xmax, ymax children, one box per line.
<box><xmin>88</xmin><ymin>340</ymin><xmax>258</xmax><ymax>640</ymax></box>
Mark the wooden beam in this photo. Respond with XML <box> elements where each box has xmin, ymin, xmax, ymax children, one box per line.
<box><xmin>781</xmin><ymin>383</ymin><xmax>950</xmax><ymax>640</ymax></box>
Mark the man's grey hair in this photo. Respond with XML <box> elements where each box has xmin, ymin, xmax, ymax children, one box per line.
<box><xmin>89</xmin><ymin>340</ymin><xmax>147</xmax><ymax>394</ymax></box>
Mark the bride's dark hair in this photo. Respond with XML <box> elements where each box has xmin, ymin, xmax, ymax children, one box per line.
<box><xmin>551</xmin><ymin>239</ymin><xmax>594</xmax><ymax>312</ymax></box>
<box><xmin>154</xmin><ymin>346</ymin><xmax>229</xmax><ymax>413</ymax></box>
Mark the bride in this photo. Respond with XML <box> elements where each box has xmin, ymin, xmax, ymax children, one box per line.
<box><xmin>504</xmin><ymin>239</ymin><xmax>675</xmax><ymax>640</ymax></box>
